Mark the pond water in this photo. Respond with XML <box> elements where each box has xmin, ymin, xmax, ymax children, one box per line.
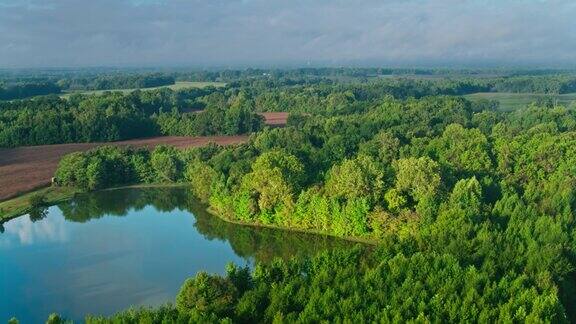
<box><xmin>0</xmin><ymin>187</ymin><xmax>349</xmax><ymax>323</ymax></box>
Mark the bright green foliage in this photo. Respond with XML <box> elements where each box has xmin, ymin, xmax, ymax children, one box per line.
<box><xmin>54</xmin><ymin>152</ymin><xmax>90</xmax><ymax>189</ymax></box>
<box><xmin>240</xmin><ymin>150</ymin><xmax>304</xmax><ymax>213</ymax></box>
<box><xmin>449</xmin><ymin>176</ymin><xmax>483</xmax><ymax>218</ymax></box>
<box><xmin>151</xmin><ymin>146</ymin><xmax>182</xmax><ymax>182</ymax></box>
<box><xmin>384</xmin><ymin>188</ymin><xmax>407</xmax><ymax>212</ymax></box>
<box><xmin>44</xmin><ymin>73</ymin><xmax>576</xmax><ymax>322</ymax></box>
<box><xmin>434</xmin><ymin>123</ymin><xmax>493</xmax><ymax>176</ymax></box>
<box><xmin>358</xmin><ymin>130</ymin><xmax>400</xmax><ymax>165</ymax></box>
<box><xmin>46</xmin><ymin>313</ymin><xmax>66</xmax><ymax>324</ymax></box>
<box><xmin>185</xmin><ymin>160</ymin><xmax>218</xmax><ymax>202</ymax></box>
<box><xmin>325</xmin><ymin>155</ymin><xmax>385</xmax><ymax>204</ymax></box>
<box><xmin>393</xmin><ymin>156</ymin><xmax>441</xmax><ymax>202</ymax></box>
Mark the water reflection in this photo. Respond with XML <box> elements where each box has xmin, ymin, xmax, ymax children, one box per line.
<box><xmin>0</xmin><ymin>187</ymin><xmax>349</xmax><ymax>323</ymax></box>
<box><xmin>56</xmin><ymin>187</ymin><xmax>349</xmax><ymax>263</ymax></box>
<box><xmin>1</xmin><ymin>209</ymin><xmax>68</xmax><ymax>246</ymax></box>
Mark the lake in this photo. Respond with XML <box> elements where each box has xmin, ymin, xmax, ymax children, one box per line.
<box><xmin>0</xmin><ymin>187</ymin><xmax>349</xmax><ymax>323</ymax></box>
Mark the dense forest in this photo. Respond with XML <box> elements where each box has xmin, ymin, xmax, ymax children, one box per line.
<box><xmin>0</xmin><ymin>73</ymin><xmax>526</xmax><ymax>147</ymax></box>
<box><xmin>0</xmin><ymin>87</ymin><xmax>262</xmax><ymax>147</ymax></box>
<box><xmin>46</xmin><ymin>82</ymin><xmax>576</xmax><ymax>322</ymax></box>
<box><xmin>0</xmin><ymin>81</ymin><xmax>61</xmax><ymax>100</ymax></box>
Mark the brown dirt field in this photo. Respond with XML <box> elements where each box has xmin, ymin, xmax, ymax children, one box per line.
<box><xmin>0</xmin><ymin>135</ymin><xmax>248</xmax><ymax>202</ymax></box>
<box><xmin>260</xmin><ymin>112</ymin><xmax>288</xmax><ymax>126</ymax></box>
<box><xmin>188</xmin><ymin>112</ymin><xmax>288</xmax><ymax>126</ymax></box>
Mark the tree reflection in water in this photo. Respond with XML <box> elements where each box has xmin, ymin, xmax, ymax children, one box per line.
<box><xmin>29</xmin><ymin>207</ymin><xmax>49</xmax><ymax>223</ymax></box>
<box><xmin>56</xmin><ymin>187</ymin><xmax>352</xmax><ymax>264</ymax></box>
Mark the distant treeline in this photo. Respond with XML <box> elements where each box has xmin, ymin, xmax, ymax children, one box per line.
<box><xmin>0</xmin><ymin>76</ymin><xmax>494</xmax><ymax>147</ymax></box>
<box><xmin>0</xmin><ymin>74</ymin><xmax>175</xmax><ymax>100</ymax></box>
<box><xmin>56</xmin><ymin>73</ymin><xmax>175</xmax><ymax>91</ymax></box>
<box><xmin>0</xmin><ymin>82</ymin><xmax>61</xmax><ymax>100</ymax></box>
<box><xmin>5</xmin><ymin>71</ymin><xmax>576</xmax><ymax>147</ymax></box>
<box><xmin>492</xmin><ymin>75</ymin><xmax>576</xmax><ymax>94</ymax></box>
<box><xmin>2</xmin><ymin>69</ymin><xmax>576</xmax><ymax>101</ymax></box>
<box><xmin>0</xmin><ymin>88</ymin><xmax>262</xmax><ymax>147</ymax></box>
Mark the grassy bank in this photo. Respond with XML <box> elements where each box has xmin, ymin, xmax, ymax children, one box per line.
<box><xmin>0</xmin><ymin>186</ymin><xmax>82</xmax><ymax>223</ymax></box>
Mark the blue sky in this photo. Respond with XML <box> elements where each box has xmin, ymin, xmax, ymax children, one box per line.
<box><xmin>0</xmin><ymin>0</ymin><xmax>574</xmax><ymax>68</ymax></box>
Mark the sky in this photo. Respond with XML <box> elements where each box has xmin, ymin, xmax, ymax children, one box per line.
<box><xmin>0</xmin><ymin>0</ymin><xmax>575</xmax><ymax>68</ymax></box>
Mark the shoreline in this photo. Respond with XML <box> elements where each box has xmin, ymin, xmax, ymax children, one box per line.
<box><xmin>205</xmin><ymin>206</ymin><xmax>378</xmax><ymax>245</ymax></box>
<box><xmin>0</xmin><ymin>183</ymin><xmax>376</xmax><ymax>245</ymax></box>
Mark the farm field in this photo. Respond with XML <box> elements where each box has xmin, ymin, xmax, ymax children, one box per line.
<box><xmin>464</xmin><ymin>92</ymin><xmax>576</xmax><ymax>111</ymax></box>
<box><xmin>259</xmin><ymin>111</ymin><xmax>289</xmax><ymax>126</ymax></box>
<box><xmin>60</xmin><ymin>81</ymin><xmax>226</xmax><ymax>98</ymax></box>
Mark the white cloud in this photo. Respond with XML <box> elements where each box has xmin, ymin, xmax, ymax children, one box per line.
<box><xmin>0</xmin><ymin>0</ymin><xmax>574</xmax><ymax>67</ymax></box>
<box><xmin>0</xmin><ymin>211</ymin><xmax>68</xmax><ymax>246</ymax></box>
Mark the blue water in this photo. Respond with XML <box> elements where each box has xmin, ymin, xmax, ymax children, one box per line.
<box><xmin>0</xmin><ymin>187</ymin><xmax>345</xmax><ymax>323</ymax></box>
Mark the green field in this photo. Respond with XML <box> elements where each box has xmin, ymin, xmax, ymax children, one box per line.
<box><xmin>60</xmin><ymin>81</ymin><xmax>226</xmax><ymax>98</ymax></box>
<box><xmin>464</xmin><ymin>92</ymin><xmax>576</xmax><ymax>111</ymax></box>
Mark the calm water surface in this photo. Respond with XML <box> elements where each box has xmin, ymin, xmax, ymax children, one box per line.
<box><xmin>0</xmin><ymin>187</ymin><xmax>348</xmax><ymax>323</ymax></box>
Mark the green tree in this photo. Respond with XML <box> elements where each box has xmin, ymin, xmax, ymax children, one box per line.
<box><xmin>241</xmin><ymin>150</ymin><xmax>304</xmax><ymax>213</ymax></box>
<box><xmin>358</xmin><ymin>131</ymin><xmax>400</xmax><ymax>165</ymax></box>
<box><xmin>325</xmin><ymin>155</ymin><xmax>386</xmax><ymax>205</ymax></box>
<box><xmin>448</xmin><ymin>176</ymin><xmax>483</xmax><ymax>219</ymax></box>
<box><xmin>151</xmin><ymin>146</ymin><xmax>181</xmax><ymax>182</ymax></box>
<box><xmin>394</xmin><ymin>156</ymin><xmax>441</xmax><ymax>203</ymax></box>
<box><xmin>176</xmin><ymin>271</ymin><xmax>238</xmax><ymax>317</ymax></box>
<box><xmin>434</xmin><ymin>123</ymin><xmax>493</xmax><ymax>176</ymax></box>
<box><xmin>185</xmin><ymin>160</ymin><xmax>218</xmax><ymax>202</ymax></box>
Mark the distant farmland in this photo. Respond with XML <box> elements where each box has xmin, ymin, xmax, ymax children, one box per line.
<box><xmin>60</xmin><ymin>81</ymin><xmax>226</xmax><ymax>98</ymax></box>
<box><xmin>464</xmin><ymin>92</ymin><xmax>576</xmax><ymax>111</ymax></box>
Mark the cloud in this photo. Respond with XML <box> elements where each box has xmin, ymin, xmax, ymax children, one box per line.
<box><xmin>0</xmin><ymin>0</ymin><xmax>574</xmax><ymax>68</ymax></box>
<box><xmin>0</xmin><ymin>210</ymin><xmax>68</xmax><ymax>246</ymax></box>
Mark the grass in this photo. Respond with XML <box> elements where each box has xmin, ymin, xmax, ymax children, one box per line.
<box><xmin>60</xmin><ymin>81</ymin><xmax>226</xmax><ymax>98</ymax></box>
<box><xmin>464</xmin><ymin>92</ymin><xmax>576</xmax><ymax>111</ymax></box>
<box><xmin>0</xmin><ymin>183</ymin><xmax>187</xmax><ymax>223</ymax></box>
<box><xmin>0</xmin><ymin>186</ymin><xmax>82</xmax><ymax>222</ymax></box>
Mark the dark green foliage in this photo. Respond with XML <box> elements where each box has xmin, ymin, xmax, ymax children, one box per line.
<box><xmin>0</xmin><ymin>94</ymin><xmax>156</xmax><ymax>147</ymax></box>
<box><xmin>0</xmin><ymin>81</ymin><xmax>61</xmax><ymax>100</ymax></box>
<box><xmin>492</xmin><ymin>75</ymin><xmax>576</xmax><ymax>94</ymax></box>
<box><xmin>28</xmin><ymin>193</ymin><xmax>46</xmax><ymax>208</ymax></box>
<box><xmin>56</xmin><ymin>73</ymin><xmax>174</xmax><ymax>91</ymax></box>
<box><xmin>153</xmin><ymin>92</ymin><xmax>264</xmax><ymax>136</ymax></box>
<box><xmin>0</xmin><ymin>88</ymin><xmax>261</xmax><ymax>147</ymax></box>
<box><xmin>84</xmin><ymin>248</ymin><xmax>566</xmax><ymax>323</ymax></box>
